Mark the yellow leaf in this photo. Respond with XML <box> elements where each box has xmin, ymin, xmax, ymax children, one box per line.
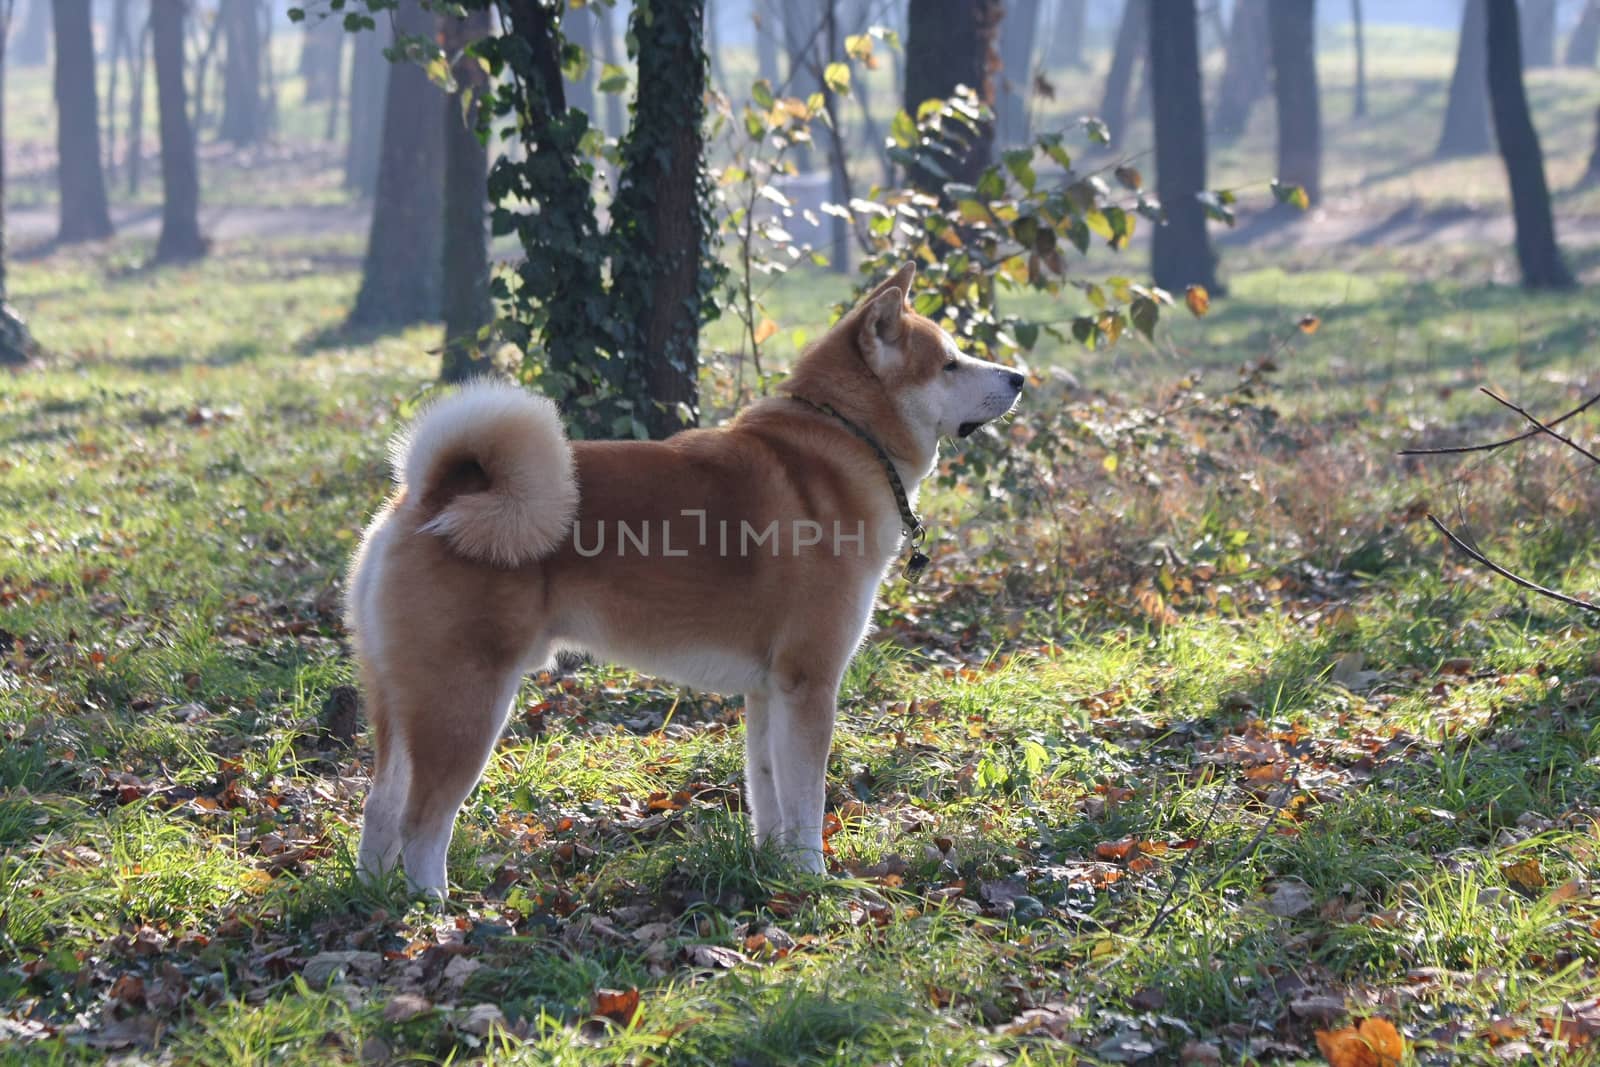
<box><xmin>240</xmin><ymin>869</ymin><xmax>273</xmax><ymax>895</ymax></box>
<box><xmin>1503</xmin><ymin>857</ymin><xmax>1546</xmax><ymax>891</ymax></box>
<box><xmin>753</xmin><ymin>318</ymin><xmax>779</xmax><ymax>345</ymax></box>
<box><xmin>1299</xmin><ymin>314</ymin><xmax>1322</xmax><ymax>334</ymax></box>
<box><xmin>1185</xmin><ymin>285</ymin><xmax>1211</xmax><ymax>317</ymax></box>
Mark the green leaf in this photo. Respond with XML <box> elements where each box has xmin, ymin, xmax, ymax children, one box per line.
<box><xmin>1130</xmin><ymin>295</ymin><xmax>1159</xmax><ymax>339</ymax></box>
<box><xmin>752</xmin><ymin>78</ymin><xmax>775</xmax><ymax>110</ymax></box>
<box><xmin>597</xmin><ymin>63</ymin><xmax>629</xmax><ymax>94</ymax></box>
<box><xmin>1271</xmin><ymin>180</ymin><xmax>1310</xmax><ymax>211</ymax></box>
<box><xmin>1002</xmin><ymin>149</ymin><xmax>1036</xmax><ymax>192</ymax></box>
<box><xmin>824</xmin><ymin>62</ymin><xmax>851</xmax><ymax>96</ymax></box>
<box><xmin>890</xmin><ymin>109</ymin><xmax>916</xmax><ymax>148</ymax></box>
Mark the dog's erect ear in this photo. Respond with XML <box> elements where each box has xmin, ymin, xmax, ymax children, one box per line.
<box><xmin>856</xmin><ymin>286</ymin><xmax>906</xmax><ymax>375</ymax></box>
<box><xmin>864</xmin><ymin>261</ymin><xmax>917</xmax><ymax>304</ymax></box>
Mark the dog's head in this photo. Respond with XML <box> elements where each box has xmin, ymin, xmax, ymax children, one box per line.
<box><xmin>847</xmin><ymin>263</ymin><xmax>1025</xmax><ymax>452</ymax></box>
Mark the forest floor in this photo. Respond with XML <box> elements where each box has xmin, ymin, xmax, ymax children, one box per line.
<box><xmin>3</xmin><ymin>22</ymin><xmax>1600</xmax><ymax>1067</ymax></box>
<box><xmin>1</xmin><ymin>217</ymin><xmax>1598</xmax><ymax>1066</ymax></box>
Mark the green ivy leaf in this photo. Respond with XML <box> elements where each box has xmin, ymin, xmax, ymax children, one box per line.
<box><xmin>598</xmin><ymin>63</ymin><xmax>629</xmax><ymax>94</ymax></box>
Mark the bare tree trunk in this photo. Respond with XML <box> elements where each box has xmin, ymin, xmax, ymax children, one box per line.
<box><xmin>348</xmin><ymin>0</ymin><xmax>444</xmax><ymax>327</ymax></box>
<box><xmin>1567</xmin><ymin>0</ymin><xmax>1600</xmax><ymax>66</ymax></box>
<box><xmin>344</xmin><ymin>20</ymin><xmax>388</xmax><ymax>196</ymax></box>
<box><xmin>597</xmin><ymin>0</ymin><xmax>624</xmax><ymax>141</ymax></box>
<box><xmin>219</xmin><ymin>0</ymin><xmax>262</xmax><ymax>144</ymax></box>
<box><xmin>1486</xmin><ymin>0</ymin><xmax>1571</xmax><ymax>288</ymax></box>
<box><xmin>14</xmin><ymin>0</ymin><xmax>48</xmax><ymax>67</ymax></box>
<box><xmin>611</xmin><ymin>0</ymin><xmax>713</xmax><ymax>437</ymax></box>
<box><xmin>755</xmin><ymin>0</ymin><xmax>780</xmax><ymax>86</ymax></box>
<box><xmin>1</xmin><ymin>0</ymin><xmax>39</xmax><ymax>366</ymax></box>
<box><xmin>1099</xmin><ymin>0</ymin><xmax>1146</xmax><ymax>149</ymax></box>
<box><xmin>52</xmin><ymin>0</ymin><xmax>114</xmax><ymax>243</ymax></box>
<box><xmin>1351</xmin><ymin>0</ymin><xmax>1367</xmax><ymax>118</ymax></box>
<box><xmin>152</xmin><ymin>0</ymin><xmax>205</xmax><ymax>262</ymax></box>
<box><xmin>323</xmin><ymin>23</ymin><xmax>344</xmax><ymax>142</ymax></box>
<box><xmin>1267</xmin><ymin>0</ymin><xmax>1321</xmax><ymax>207</ymax></box>
<box><xmin>997</xmin><ymin>0</ymin><xmax>1041</xmax><ymax>148</ymax></box>
<box><xmin>192</xmin><ymin>9</ymin><xmax>225</xmax><ymax>135</ymax></box>
<box><xmin>904</xmin><ymin>0</ymin><xmax>1002</xmax><ymax>188</ymax></box>
<box><xmin>300</xmin><ymin>11</ymin><xmax>343</xmax><ymax>102</ymax></box>
<box><xmin>127</xmin><ymin>15</ymin><xmax>150</xmax><ymax>194</ymax></box>
<box><xmin>1584</xmin><ymin>104</ymin><xmax>1600</xmax><ymax>185</ymax></box>
<box><xmin>1436</xmin><ymin>0</ymin><xmax>1492</xmax><ymax>157</ymax></box>
<box><xmin>564</xmin><ymin>4</ymin><xmax>596</xmax><ymax>125</ymax></box>
<box><xmin>1521</xmin><ymin>0</ymin><xmax>1555</xmax><ymax>68</ymax></box>
<box><xmin>105</xmin><ymin>0</ymin><xmax>130</xmax><ymax>177</ymax></box>
<box><xmin>1212</xmin><ymin>0</ymin><xmax>1267</xmax><ymax>139</ymax></box>
<box><xmin>1150</xmin><ymin>0</ymin><xmax>1216</xmax><ymax>294</ymax></box>
<box><xmin>440</xmin><ymin>8</ymin><xmax>493</xmax><ymax>383</ymax></box>
<box><xmin>1048</xmin><ymin>0</ymin><xmax>1086</xmax><ymax>69</ymax></box>
<box><xmin>261</xmin><ymin>0</ymin><xmax>278</xmax><ymax>137</ymax></box>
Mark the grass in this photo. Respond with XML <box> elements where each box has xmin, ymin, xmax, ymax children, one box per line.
<box><xmin>3</xmin><ymin>19</ymin><xmax>1600</xmax><ymax>1067</ymax></box>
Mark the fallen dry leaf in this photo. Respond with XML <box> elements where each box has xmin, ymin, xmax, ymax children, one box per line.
<box><xmin>1315</xmin><ymin>1017</ymin><xmax>1404</xmax><ymax>1067</ymax></box>
<box><xmin>593</xmin><ymin>987</ymin><xmax>641</xmax><ymax>1027</ymax></box>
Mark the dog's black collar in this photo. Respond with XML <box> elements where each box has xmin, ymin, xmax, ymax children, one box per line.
<box><xmin>789</xmin><ymin>395</ymin><xmax>930</xmax><ymax>583</ymax></box>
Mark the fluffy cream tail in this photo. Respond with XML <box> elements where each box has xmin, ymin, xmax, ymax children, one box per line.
<box><xmin>391</xmin><ymin>381</ymin><xmax>578</xmax><ymax>567</ymax></box>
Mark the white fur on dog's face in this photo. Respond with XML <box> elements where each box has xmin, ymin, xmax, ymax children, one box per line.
<box><xmin>890</xmin><ymin>327</ymin><xmax>1024</xmax><ymax>455</ymax></box>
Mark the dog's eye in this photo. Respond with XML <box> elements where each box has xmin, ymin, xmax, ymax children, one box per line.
<box><xmin>943</xmin><ymin>360</ymin><xmax>959</xmax><ymax>373</ymax></box>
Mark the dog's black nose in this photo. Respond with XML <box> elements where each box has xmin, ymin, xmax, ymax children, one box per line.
<box><xmin>1008</xmin><ymin>372</ymin><xmax>1025</xmax><ymax>391</ymax></box>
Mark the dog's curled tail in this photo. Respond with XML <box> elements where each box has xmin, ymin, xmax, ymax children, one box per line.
<box><xmin>391</xmin><ymin>380</ymin><xmax>578</xmax><ymax>567</ymax></box>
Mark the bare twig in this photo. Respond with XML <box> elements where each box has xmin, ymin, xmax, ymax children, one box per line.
<box><xmin>1480</xmin><ymin>387</ymin><xmax>1600</xmax><ymax>467</ymax></box>
<box><xmin>1427</xmin><ymin>514</ymin><xmax>1600</xmax><ymax>613</ymax></box>
<box><xmin>1398</xmin><ymin>389</ymin><xmax>1600</xmax><ymax>457</ymax></box>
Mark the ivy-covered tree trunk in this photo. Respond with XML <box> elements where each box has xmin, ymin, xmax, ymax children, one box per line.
<box><xmin>1099</xmin><ymin>0</ymin><xmax>1146</xmax><ymax>150</ymax></box>
<box><xmin>1212</xmin><ymin>0</ymin><xmax>1268</xmax><ymax>139</ymax></box>
<box><xmin>1149</xmin><ymin>0</ymin><xmax>1215</xmax><ymax>295</ymax></box>
<box><xmin>52</xmin><ymin>0</ymin><xmax>115</xmax><ymax>244</ymax></box>
<box><xmin>152</xmin><ymin>0</ymin><xmax>206</xmax><ymax>263</ymax></box>
<box><xmin>441</xmin><ymin>8</ymin><xmax>493</xmax><ymax>383</ymax></box>
<box><xmin>903</xmin><ymin>0</ymin><xmax>1002</xmax><ymax>189</ymax></box>
<box><xmin>348</xmin><ymin>0</ymin><xmax>444</xmax><ymax>328</ymax></box>
<box><xmin>611</xmin><ymin>0</ymin><xmax>715</xmax><ymax>438</ymax></box>
<box><xmin>219</xmin><ymin>0</ymin><xmax>263</xmax><ymax>145</ymax></box>
<box><xmin>1267</xmin><ymin>0</ymin><xmax>1321</xmax><ymax>207</ymax></box>
<box><xmin>1436</xmin><ymin>0</ymin><xmax>1492</xmax><ymax>157</ymax></box>
<box><xmin>1485</xmin><ymin>0</ymin><xmax>1571</xmax><ymax>289</ymax></box>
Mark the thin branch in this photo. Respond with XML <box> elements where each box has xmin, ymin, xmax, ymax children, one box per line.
<box><xmin>1427</xmin><ymin>514</ymin><xmax>1600</xmax><ymax>613</ymax></box>
<box><xmin>1398</xmin><ymin>389</ymin><xmax>1600</xmax><ymax>457</ymax></box>
<box><xmin>1480</xmin><ymin>386</ymin><xmax>1600</xmax><ymax>467</ymax></box>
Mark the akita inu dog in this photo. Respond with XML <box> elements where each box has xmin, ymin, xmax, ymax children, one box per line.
<box><xmin>347</xmin><ymin>263</ymin><xmax>1023</xmax><ymax>896</ymax></box>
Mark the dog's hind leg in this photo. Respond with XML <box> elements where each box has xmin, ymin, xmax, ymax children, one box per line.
<box><xmin>742</xmin><ymin>689</ymin><xmax>780</xmax><ymax>846</ymax></box>
<box><xmin>766</xmin><ymin>682</ymin><xmax>838</xmax><ymax>875</ymax></box>
<box><xmin>392</xmin><ymin>665</ymin><xmax>526</xmax><ymax>898</ymax></box>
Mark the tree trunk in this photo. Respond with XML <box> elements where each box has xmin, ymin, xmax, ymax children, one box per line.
<box><xmin>1436</xmin><ymin>0</ymin><xmax>1492</xmax><ymax>157</ymax></box>
<box><xmin>755</xmin><ymin>0</ymin><xmax>780</xmax><ymax>86</ymax></box>
<box><xmin>611</xmin><ymin>0</ymin><xmax>714</xmax><ymax>438</ymax></box>
<box><xmin>105</xmin><ymin>0</ymin><xmax>130</xmax><ymax>178</ymax></box>
<box><xmin>597</xmin><ymin>1</ymin><xmax>624</xmax><ymax>141</ymax></box>
<box><xmin>52</xmin><ymin>0</ymin><xmax>115</xmax><ymax>243</ymax></box>
<box><xmin>1099</xmin><ymin>0</ymin><xmax>1146</xmax><ymax>149</ymax></box>
<box><xmin>344</xmin><ymin>19</ymin><xmax>388</xmax><ymax>196</ymax></box>
<box><xmin>192</xmin><ymin>9</ymin><xmax>226</xmax><ymax>135</ymax></box>
<box><xmin>564</xmin><ymin>4</ymin><xmax>596</xmax><ymax>128</ymax></box>
<box><xmin>997</xmin><ymin>0</ymin><xmax>1041</xmax><ymax>148</ymax></box>
<box><xmin>784</xmin><ymin>0</ymin><xmax>848</xmax><ymax>270</ymax></box>
<box><xmin>781</xmin><ymin>0</ymin><xmax>825</xmax><ymax>172</ymax></box>
<box><xmin>1212</xmin><ymin>0</ymin><xmax>1268</xmax><ymax>139</ymax></box>
<box><xmin>152</xmin><ymin>0</ymin><xmax>205</xmax><ymax>262</ymax></box>
<box><xmin>127</xmin><ymin>16</ymin><xmax>150</xmax><ymax>194</ymax></box>
<box><xmin>300</xmin><ymin>12</ymin><xmax>343</xmax><ymax>103</ymax></box>
<box><xmin>1521</xmin><ymin>0</ymin><xmax>1555</xmax><ymax>68</ymax></box>
<box><xmin>1150</xmin><ymin>0</ymin><xmax>1216</xmax><ymax>294</ymax></box>
<box><xmin>348</xmin><ymin>0</ymin><xmax>444</xmax><ymax>328</ymax></box>
<box><xmin>219</xmin><ymin>0</ymin><xmax>262</xmax><ymax>144</ymax></box>
<box><xmin>1584</xmin><ymin>104</ymin><xmax>1600</xmax><ymax>185</ymax></box>
<box><xmin>1486</xmin><ymin>0</ymin><xmax>1571</xmax><ymax>288</ymax></box>
<box><xmin>1566</xmin><ymin>0</ymin><xmax>1600</xmax><ymax>66</ymax></box>
<box><xmin>1351</xmin><ymin>0</ymin><xmax>1367</xmax><ymax>117</ymax></box>
<box><xmin>14</xmin><ymin>0</ymin><xmax>48</xmax><ymax>67</ymax></box>
<box><xmin>1267</xmin><ymin>0</ymin><xmax>1321</xmax><ymax>207</ymax></box>
<box><xmin>440</xmin><ymin>8</ymin><xmax>493</xmax><ymax>383</ymax></box>
<box><xmin>1</xmin><ymin>3</ymin><xmax>39</xmax><ymax>366</ymax></box>
<box><xmin>323</xmin><ymin>21</ymin><xmax>345</xmax><ymax>142</ymax></box>
<box><xmin>903</xmin><ymin>0</ymin><xmax>1003</xmax><ymax>189</ymax></box>
<box><xmin>1048</xmin><ymin>0</ymin><xmax>1086</xmax><ymax>69</ymax></box>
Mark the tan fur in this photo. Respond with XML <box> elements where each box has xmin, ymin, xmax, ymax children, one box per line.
<box><xmin>348</xmin><ymin>263</ymin><xmax>1024</xmax><ymax>894</ymax></box>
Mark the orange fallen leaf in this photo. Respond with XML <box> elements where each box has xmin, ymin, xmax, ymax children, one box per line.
<box><xmin>1185</xmin><ymin>285</ymin><xmax>1211</xmax><ymax>317</ymax></box>
<box><xmin>594</xmin><ymin>987</ymin><xmax>642</xmax><ymax>1027</ymax></box>
<box><xmin>1315</xmin><ymin>1017</ymin><xmax>1404</xmax><ymax>1067</ymax></box>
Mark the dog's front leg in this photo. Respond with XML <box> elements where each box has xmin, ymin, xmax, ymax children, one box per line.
<box><xmin>742</xmin><ymin>689</ymin><xmax>780</xmax><ymax>846</ymax></box>
<box><xmin>767</xmin><ymin>684</ymin><xmax>837</xmax><ymax>874</ymax></box>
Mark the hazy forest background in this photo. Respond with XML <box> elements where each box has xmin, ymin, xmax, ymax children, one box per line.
<box><xmin>2</xmin><ymin>1</ymin><xmax>1600</xmax><ymax>1063</ymax></box>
